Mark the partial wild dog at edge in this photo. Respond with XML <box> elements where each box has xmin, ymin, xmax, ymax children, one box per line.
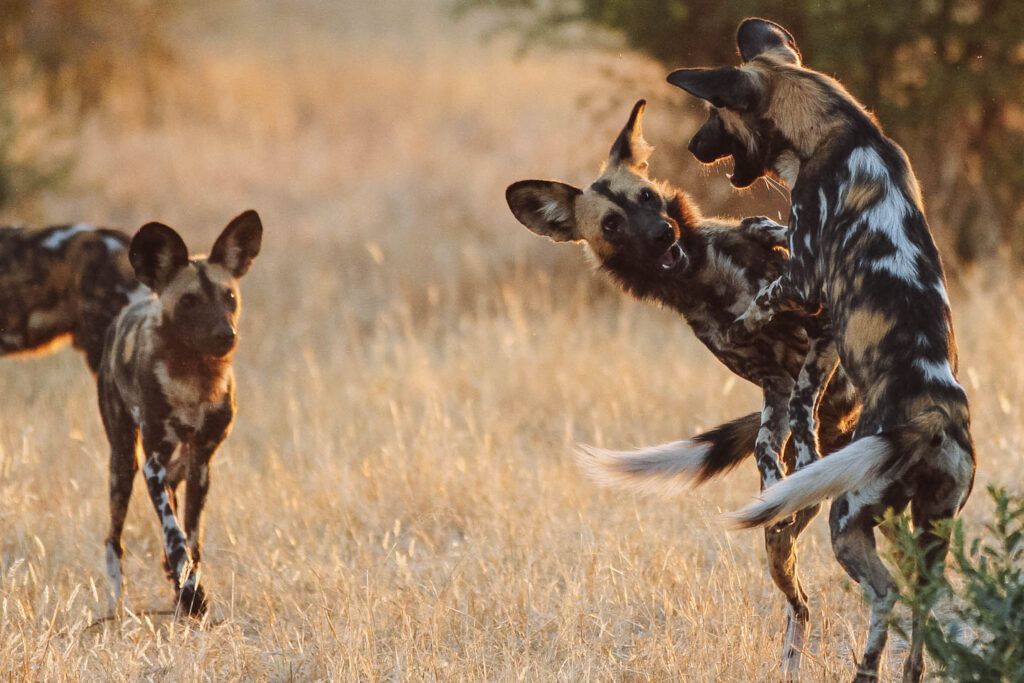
<box><xmin>669</xmin><ymin>18</ymin><xmax>975</xmax><ymax>682</ymax></box>
<box><xmin>0</xmin><ymin>224</ymin><xmax>145</xmax><ymax>373</ymax></box>
<box><xmin>98</xmin><ymin>210</ymin><xmax>262</xmax><ymax>616</ymax></box>
<box><xmin>506</xmin><ymin>100</ymin><xmax>859</xmax><ymax>678</ymax></box>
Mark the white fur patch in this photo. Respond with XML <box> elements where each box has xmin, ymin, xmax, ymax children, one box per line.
<box><xmin>730</xmin><ymin>434</ymin><xmax>894</xmax><ymax>527</ymax></box>
<box><xmin>41</xmin><ymin>223</ymin><xmax>91</xmax><ymax>250</ymax></box>
<box><xmin>818</xmin><ymin>188</ymin><xmax>829</xmax><ymax>230</ymax></box>
<box><xmin>915</xmin><ymin>358</ymin><xmax>958</xmax><ymax>386</ymax></box>
<box><xmin>843</xmin><ymin>147</ymin><xmax>926</xmax><ymax>285</ymax></box>
<box><xmin>576</xmin><ymin>440</ymin><xmax>712</xmax><ymax>497</ymax></box>
<box><xmin>124</xmin><ymin>283</ymin><xmax>154</xmax><ymax>305</ymax></box>
<box><xmin>102</xmin><ymin>236</ymin><xmax>125</xmax><ymax>252</ymax></box>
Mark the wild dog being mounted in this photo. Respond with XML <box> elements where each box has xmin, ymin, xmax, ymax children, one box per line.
<box><xmin>0</xmin><ymin>224</ymin><xmax>145</xmax><ymax>372</ymax></box>
<box><xmin>669</xmin><ymin>18</ymin><xmax>975</xmax><ymax>682</ymax></box>
<box><xmin>98</xmin><ymin>210</ymin><xmax>262</xmax><ymax>616</ymax></box>
<box><xmin>507</xmin><ymin>100</ymin><xmax>859</xmax><ymax>678</ymax></box>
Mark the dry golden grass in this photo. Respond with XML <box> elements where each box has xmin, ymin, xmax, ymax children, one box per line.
<box><xmin>1</xmin><ymin>1</ymin><xmax>1022</xmax><ymax>680</ymax></box>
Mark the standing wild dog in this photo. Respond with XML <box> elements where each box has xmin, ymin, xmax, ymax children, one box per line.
<box><xmin>507</xmin><ymin>100</ymin><xmax>860</xmax><ymax>678</ymax></box>
<box><xmin>98</xmin><ymin>210</ymin><xmax>262</xmax><ymax>616</ymax></box>
<box><xmin>0</xmin><ymin>224</ymin><xmax>145</xmax><ymax>372</ymax></box>
<box><xmin>669</xmin><ymin>18</ymin><xmax>975</xmax><ymax>682</ymax></box>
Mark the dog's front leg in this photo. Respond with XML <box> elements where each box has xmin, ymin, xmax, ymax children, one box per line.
<box><xmin>180</xmin><ymin>402</ymin><xmax>233</xmax><ymax>616</ymax></box>
<box><xmin>140</xmin><ymin>424</ymin><xmax>201</xmax><ymax>615</ymax></box>
<box><xmin>755</xmin><ymin>377</ymin><xmax>792</xmax><ymax>491</ymax></box>
<box><xmin>788</xmin><ymin>315</ymin><xmax>840</xmax><ymax>472</ymax></box>
<box><xmin>728</xmin><ymin>273</ymin><xmax>808</xmax><ymax>344</ymax></box>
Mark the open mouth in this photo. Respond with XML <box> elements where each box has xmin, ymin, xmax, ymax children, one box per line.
<box><xmin>657</xmin><ymin>241</ymin><xmax>685</xmax><ymax>271</ymax></box>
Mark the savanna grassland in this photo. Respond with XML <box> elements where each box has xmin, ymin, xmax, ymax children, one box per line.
<box><xmin>1</xmin><ymin>1</ymin><xmax>1022</xmax><ymax>680</ymax></box>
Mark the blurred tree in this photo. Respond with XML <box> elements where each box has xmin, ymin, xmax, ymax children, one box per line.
<box><xmin>0</xmin><ymin>0</ymin><xmax>176</xmax><ymax>209</ymax></box>
<box><xmin>458</xmin><ymin>0</ymin><xmax>1024</xmax><ymax>262</ymax></box>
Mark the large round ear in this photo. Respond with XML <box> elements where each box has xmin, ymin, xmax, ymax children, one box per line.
<box><xmin>210</xmin><ymin>209</ymin><xmax>262</xmax><ymax>278</ymax></box>
<box><xmin>505</xmin><ymin>180</ymin><xmax>582</xmax><ymax>243</ymax></box>
<box><xmin>736</xmin><ymin>18</ymin><xmax>800</xmax><ymax>65</ymax></box>
<box><xmin>608</xmin><ymin>99</ymin><xmax>653</xmax><ymax>171</ymax></box>
<box><xmin>129</xmin><ymin>222</ymin><xmax>189</xmax><ymax>292</ymax></box>
<box><xmin>667</xmin><ymin>67</ymin><xmax>762</xmax><ymax>111</ymax></box>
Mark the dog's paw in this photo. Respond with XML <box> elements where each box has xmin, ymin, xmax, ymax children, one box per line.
<box><xmin>726</xmin><ymin>318</ymin><xmax>756</xmax><ymax>345</ymax></box>
<box><xmin>177</xmin><ymin>583</ymin><xmax>208</xmax><ymax>617</ymax></box>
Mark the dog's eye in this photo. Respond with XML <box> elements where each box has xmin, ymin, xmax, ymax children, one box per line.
<box><xmin>179</xmin><ymin>293</ymin><xmax>201</xmax><ymax>309</ymax></box>
<box><xmin>638</xmin><ymin>188</ymin><xmax>658</xmax><ymax>204</ymax></box>
<box><xmin>224</xmin><ymin>290</ymin><xmax>237</xmax><ymax>311</ymax></box>
<box><xmin>601</xmin><ymin>214</ymin><xmax>622</xmax><ymax>235</ymax></box>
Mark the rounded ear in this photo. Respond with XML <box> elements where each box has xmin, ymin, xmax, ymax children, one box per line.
<box><xmin>736</xmin><ymin>18</ymin><xmax>801</xmax><ymax>65</ymax></box>
<box><xmin>608</xmin><ymin>99</ymin><xmax>653</xmax><ymax>170</ymax></box>
<box><xmin>129</xmin><ymin>222</ymin><xmax>189</xmax><ymax>292</ymax></box>
<box><xmin>505</xmin><ymin>180</ymin><xmax>582</xmax><ymax>242</ymax></box>
<box><xmin>667</xmin><ymin>67</ymin><xmax>762</xmax><ymax>111</ymax></box>
<box><xmin>210</xmin><ymin>209</ymin><xmax>262</xmax><ymax>278</ymax></box>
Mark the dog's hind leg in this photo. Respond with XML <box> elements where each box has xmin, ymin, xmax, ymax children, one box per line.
<box><xmin>901</xmin><ymin>453</ymin><xmax>973</xmax><ymax>683</ymax></box>
<box><xmin>830</xmin><ymin>491</ymin><xmax>909</xmax><ymax>682</ymax></box>
<box><xmin>765</xmin><ymin>506</ymin><xmax>817</xmax><ymax>680</ymax></box>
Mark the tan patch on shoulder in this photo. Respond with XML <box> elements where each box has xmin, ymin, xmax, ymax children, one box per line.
<box><xmin>844</xmin><ymin>181</ymin><xmax>884</xmax><ymax>213</ymax></box>
<box><xmin>845</xmin><ymin>308</ymin><xmax>892</xmax><ymax>363</ymax></box>
<box><xmin>764</xmin><ymin>67</ymin><xmax>846</xmax><ymax>158</ymax></box>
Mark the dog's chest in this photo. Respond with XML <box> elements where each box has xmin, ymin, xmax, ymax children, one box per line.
<box><xmin>153</xmin><ymin>360</ymin><xmax>231</xmax><ymax>436</ymax></box>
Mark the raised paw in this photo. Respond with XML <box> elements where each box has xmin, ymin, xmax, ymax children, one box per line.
<box><xmin>726</xmin><ymin>317</ymin><xmax>756</xmax><ymax>346</ymax></box>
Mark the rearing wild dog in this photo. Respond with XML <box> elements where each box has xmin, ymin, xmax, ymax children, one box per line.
<box><xmin>0</xmin><ymin>224</ymin><xmax>145</xmax><ymax>373</ymax></box>
<box><xmin>507</xmin><ymin>100</ymin><xmax>859</xmax><ymax>679</ymax></box>
<box><xmin>98</xmin><ymin>210</ymin><xmax>262</xmax><ymax>616</ymax></box>
<box><xmin>669</xmin><ymin>19</ymin><xmax>975</xmax><ymax>682</ymax></box>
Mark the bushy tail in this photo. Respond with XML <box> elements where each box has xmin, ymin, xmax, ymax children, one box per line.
<box><xmin>730</xmin><ymin>407</ymin><xmax>949</xmax><ymax>528</ymax></box>
<box><xmin>576</xmin><ymin>412</ymin><xmax>760</xmax><ymax>496</ymax></box>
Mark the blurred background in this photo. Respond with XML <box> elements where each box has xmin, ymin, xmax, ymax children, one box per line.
<box><xmin>0</xmin><ymin>1</ymin><xmax>1021</xmax><ymax>679</ymax></box>
<box><xmin>3</xmin><ymin>0</ymin><xmax>1023</xmax><ymax>264</ymax></box>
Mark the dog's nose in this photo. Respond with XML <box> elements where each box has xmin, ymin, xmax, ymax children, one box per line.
<box><xmin>658</xmin><ymin>219</ymin><xmax>675</xmax><ymax>246</ymax></box>
<box><xmin>213</xmin><ymin>325</ymin><xmax>237</xmax><ymax>348</ymax></box>
<box><xmin>218</xmin><ymin>327</ymin><xmax>236</xmax><ymax>342</ymax></box>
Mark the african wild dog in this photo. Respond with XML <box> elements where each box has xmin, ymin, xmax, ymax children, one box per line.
<box><xmin>0</xmin><ymin>224</ymin><xmax>145</xmax><ymax>373</ymax></box>
<box><xmin>98</xmin><ymin>210</ymin><xmax>262</xmax><ymax>616</ymax></box>
<box><xmin>669</xmin><ymin>19</ymin><xmax>975</xmax><ymax>682</ymax></box>
<box><xmin>507</xmin><ymin>100</ymin><xmax>860</xmax><ymax>678</ymax></box>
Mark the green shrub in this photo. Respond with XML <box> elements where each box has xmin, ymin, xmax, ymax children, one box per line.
<box><xmin>889</xmin><ymin>487</ymin><xmax>1024</xmax><ymax>682</ymax></box>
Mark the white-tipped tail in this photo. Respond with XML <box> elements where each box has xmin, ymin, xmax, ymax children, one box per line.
<box><xmin>729</xmin><ymin>434</ymin><xmax>895</xmax><ymax>528</ymax></box>
<box><xmin>576</xmin><ymin>440</ymin><xmax>713</xmax><ymax>497</ymax></box>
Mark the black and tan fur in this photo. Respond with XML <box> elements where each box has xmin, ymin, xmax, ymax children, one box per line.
<box><xmin>669</xmin><ymin>19</ymin><xmax>975</xmax><ymax>682</ymax></box>
<box><xmin>507</xmin><ymin>101</ymin><xmax>860</xmax><ymax>678</ymax></box>
<box><xmin>0</xmin><ymin>224</ymin><xmax>145</xmax><ymax>372</ymax></box>
<box><xmin>98</xmin><ymin>210</ymin><xmax>262</xmax><ymax>616</ymax></box>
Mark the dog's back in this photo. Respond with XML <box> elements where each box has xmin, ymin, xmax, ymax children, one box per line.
<box><xmin>0</xmin><ymin>224</ymin><xmax>143</xmax><ymax>371</ymax></box>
